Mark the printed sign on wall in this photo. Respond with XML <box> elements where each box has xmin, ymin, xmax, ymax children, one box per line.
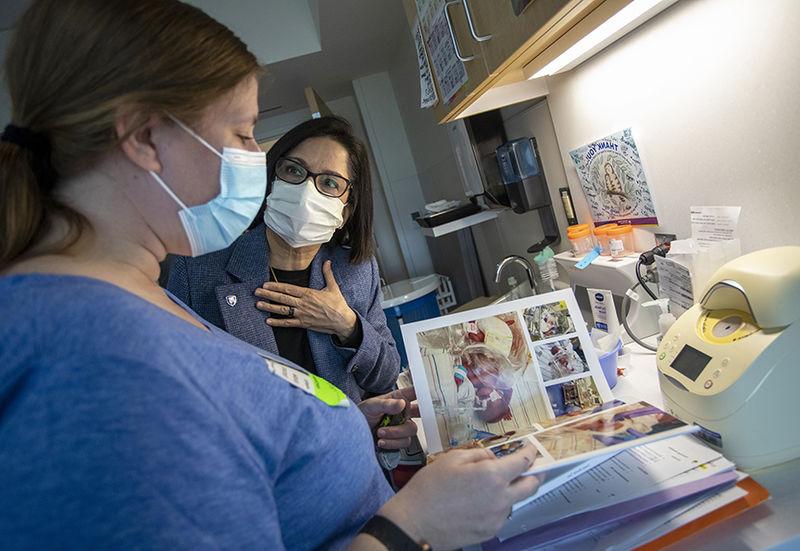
<box><xmin>570</xmin><ymin>128</ymin><xmax>658</xmax><ymax>226</ymax></box>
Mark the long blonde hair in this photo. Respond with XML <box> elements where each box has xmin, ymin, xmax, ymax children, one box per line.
<box><xmin>0</xmin><ymin>0</ymin><xmax>260</xmax><ymax>270</ymax></box>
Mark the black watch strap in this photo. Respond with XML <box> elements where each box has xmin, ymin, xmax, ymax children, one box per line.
<box><xmin>360</xmin><ymin>515</ymin><xmax>431</xmax><ymax>551</ymax></box>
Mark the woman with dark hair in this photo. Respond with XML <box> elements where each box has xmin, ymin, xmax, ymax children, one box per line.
<box><xmin>165</xmin><ymin>116</ymin><xmax>401</xmax><ymax>402</ymax></box>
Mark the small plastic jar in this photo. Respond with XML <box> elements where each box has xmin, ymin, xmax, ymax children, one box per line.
<box><xmin>606</xmin><ymin>225</ymin><xmax>634</xmax><ymax>258</ymax></box>
<box><xmin>567</xmin><ymin>227</ymin><xmax>595</xmax><ymax>257</ymax></box>
<box><xmin>593</xmin><ymin>224</ymin><xmax>618</xmax><ymax>256</ymax></box>
<box><xmin>567</xmin><ymin>223</ymin><xmax>590</xmax><ymax>236</ymax></box>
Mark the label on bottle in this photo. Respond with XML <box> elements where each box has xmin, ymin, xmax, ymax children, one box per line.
<box><xmin>609</xmin><ymin>238</ymin><xmax>625</xmax><ymax>257</ymax></box>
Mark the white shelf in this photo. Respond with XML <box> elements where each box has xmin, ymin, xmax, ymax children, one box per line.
<box><xmin>419</xmin><ymin>209</ymin><xmax>500</xmax><ymax>238</ymax></box>
<box><xmin>553</xmin><ymin>250</ymin><xmax>641</xmax><ymax>269</ymax></box>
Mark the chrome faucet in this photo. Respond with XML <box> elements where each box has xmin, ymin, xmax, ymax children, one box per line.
<box><xmin>495</xmin><ymin>255</ymin><xmax>538</xmax><ymax>294</ymax></box>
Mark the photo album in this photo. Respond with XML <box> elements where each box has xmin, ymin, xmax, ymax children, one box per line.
<box><xmin>400</xmin><ymin>290</ymin><xmax>760</xmax><ymax>550</ymax></box>
<box><xmin>401</xmin><ymin>290</ymin><xmax>696</xmax><ymax>476</ymax></box>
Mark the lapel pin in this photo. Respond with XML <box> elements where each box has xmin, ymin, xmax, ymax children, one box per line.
<box><xmin>226</xmin><ymin>295</ymin><xmax>237</xmax><ymax>307</ymax></box>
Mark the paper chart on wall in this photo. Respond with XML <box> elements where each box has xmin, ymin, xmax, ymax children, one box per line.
<box><xmin>401</xmin><ymin>290</ymin><xmax>614</xmax><ymax>454</ymax></box>
<box><xmin>570</xmin><ymin>128</ymin><xmax>658</xmax><ymax>226</ymax></box>
<box><xmin>411</xmin><ymin>18</ymin><xmax>438</xmax><ymax>108</ymax></box>
<box><xmin>415</xmin><ymin>0</ymin><xmax>468</xmax><ymax>104</ymax></box>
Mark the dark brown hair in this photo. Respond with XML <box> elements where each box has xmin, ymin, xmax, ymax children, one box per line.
<box><xmin>256</xmin><ymin>116</ymin><xmax>375</xmax><ymax>264</ymax></box>
<box><xmin>0</xmin><ymin>0</ymin><xmax>260</xmax><ymax>270</ymax></box>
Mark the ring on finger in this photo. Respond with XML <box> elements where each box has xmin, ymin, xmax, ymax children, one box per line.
<box><xmin>287</xmin><ymin>306</ymin><xmax>295</xmax><ymax>317</ymax></box>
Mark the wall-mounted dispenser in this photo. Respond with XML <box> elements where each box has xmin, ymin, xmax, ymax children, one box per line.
<box><xmin>495</xmin><ymin>137</ymin><xmax>560</xmax><ymax>253</ymax></box>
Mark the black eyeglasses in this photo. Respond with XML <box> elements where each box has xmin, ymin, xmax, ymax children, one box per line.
<box><xmin>275</xmin><ymin>157</ymin><xmax>352</xmax><ymax>199</ymax></box>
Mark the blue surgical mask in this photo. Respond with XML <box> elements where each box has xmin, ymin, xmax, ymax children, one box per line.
<box><xmin>149</xmin><ymin>115</ymin><xmax>266</xmax><ymax>257</ymax></box>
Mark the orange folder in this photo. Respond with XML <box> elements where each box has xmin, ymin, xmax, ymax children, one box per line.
<box><xmin>635</xmin><ymin>477</ymin><xmax>770</xmax><ymax>550</ymax></box>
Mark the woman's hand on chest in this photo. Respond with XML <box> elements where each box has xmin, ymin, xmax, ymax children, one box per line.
<box><xmin>254</xmin><ymin>260</ymin><xmax>358</xmax><ymax>341</ymax></box>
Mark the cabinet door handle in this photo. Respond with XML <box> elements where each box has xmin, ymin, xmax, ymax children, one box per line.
<box><xmin>462</xmin><ymin>0</ymin><xmax>492</xmax><ymax>42</ymax></box>
<box><xmin>444</xmin><ymin>0</ymin><xmax>475</xmax><ymax>61</ymax></box>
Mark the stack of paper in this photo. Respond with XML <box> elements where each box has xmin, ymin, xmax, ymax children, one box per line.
<box><xmin>471</xmin><ymin>409</ymin><xmax>769</xmax><ymax>550</ymax></box>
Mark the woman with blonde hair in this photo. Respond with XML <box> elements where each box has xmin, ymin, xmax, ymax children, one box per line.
<box><xmin>0</xmin><ymin>1</ymin><xmax>539</xmax><ymax>549</ymax></box>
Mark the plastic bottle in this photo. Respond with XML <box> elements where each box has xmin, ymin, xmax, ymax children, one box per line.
<box><xmin>506</xmin><ymin>275</ymin><xmax>520</xmax><ymax>300</ymax></box>
<box><xmin>642</xmin><ymin>298</ymin><xmax>677</xmax><ymax>343</ymax></box>
<box><xmin>534</xmin><ymin>246</ymin><xmax>559</xmax><ymax>292</ymax></box>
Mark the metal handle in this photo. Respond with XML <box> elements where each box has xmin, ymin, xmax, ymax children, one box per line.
<box><xmin>444</xmin><ymin>0</ymin><xmax>475</xmax><ymax>61</ymax></box>
<box><xmin>462</xmin><ymin>0</ymin><xmax>492</xmax><ymax>41</ymax></box>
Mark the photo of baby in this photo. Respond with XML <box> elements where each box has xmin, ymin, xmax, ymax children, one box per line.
<box><xmin>534</xmin><ymin>337</ymin><xmax>589</xmax><ymax>382</ymax></box>
<box><xmin>415</xmin><ymin>312</ymin><xmax>551</xmax><ymax>450</ymax></box>
<box><xmin>523</xmin><ymin>301</ymin><xmax>575</xmax><ymax>342</ymax></box>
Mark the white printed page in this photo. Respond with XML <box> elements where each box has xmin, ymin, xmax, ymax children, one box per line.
<box><xmin>498</xmin><ymin>435</ymin><xmax>724</xmax><ymax>540</ymax></box>
<box><xmin>690</xmin><ymin>206</ymin><xmax>741</xmax><ymax>248</ymax></box>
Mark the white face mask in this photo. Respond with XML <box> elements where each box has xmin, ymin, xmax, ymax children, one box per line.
<box><xmin>264</xmin><ymin>178</ymin><xmax>345</xmax><ymax>248</ymax></box>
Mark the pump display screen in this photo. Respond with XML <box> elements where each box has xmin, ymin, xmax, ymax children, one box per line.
<box><xmin>670</xmin><ymin>345</ymin><xmax>713</xmax><ymax>381</ymax></box>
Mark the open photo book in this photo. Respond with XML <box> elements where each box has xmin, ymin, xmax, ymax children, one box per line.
<box><xmin>483</xmin><ymin>400</ymin><xmax>697</xmax><ymax>477</ymax></box>
<box><xmin>401</xmin><ymin>290</ymin><xmax>698</xmax><ymax>500</ymax></box>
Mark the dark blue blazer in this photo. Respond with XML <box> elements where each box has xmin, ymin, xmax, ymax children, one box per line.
<box><xmin>164</xmin><ymin>224</ymin><xmax>401</xmax><ymax>401</ymax></box>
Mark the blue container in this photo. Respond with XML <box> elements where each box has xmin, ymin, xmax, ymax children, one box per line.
<box><xmin>381</xmin><ymin>275</ymin><xmax>441</xmax><ymax>367</ymax></box>
<box><xmin>597</xmin><ymin>339</ymin><xmax>623</xmax><ymax>389</ymax></box>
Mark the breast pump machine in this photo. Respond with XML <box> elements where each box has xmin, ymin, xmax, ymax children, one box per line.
<box><xmin>655</xmin><ymin>246</ymin><xmax>800</xmax><ymax>470</ymax></box>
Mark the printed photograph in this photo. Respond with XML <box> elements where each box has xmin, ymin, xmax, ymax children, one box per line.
<box><xmin>534</xmin><ymin>337</ymin><xmax>589</xmax><ymax>382</ymax></box>
<box><xmin>523</xmin><ymin>301</ymin><xmax>575</xmax><ymax>342</ymax></box>
<box><xmin>533</xmin><ymin>402</ymin><xmax>688</xmax><ymax>461</ymax></box>
<box><xmin>546</xmin><ymin>376</ymin><xmax>604</xmax><ymax>417</ymax></box>
<box><xmin>415</xmin><ymin>313</ymin><xmax>551</xmax><ymax>450</ymax></box>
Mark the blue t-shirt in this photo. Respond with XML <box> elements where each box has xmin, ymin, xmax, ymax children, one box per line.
<box><xmin>0</xmin><ymin>274</ymin><xmax>393</xmax><ymax>550</ymax></box>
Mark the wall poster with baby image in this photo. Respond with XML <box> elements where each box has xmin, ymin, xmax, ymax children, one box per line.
<box><xmin>569</xmin><ymin>128</ymin><xmax>658</xmax><ymax>226</ymax></box>
<box><xmin>402</xmin><ymin>289</ymin><xmax>614</xmax><ymax>453</ymax></box>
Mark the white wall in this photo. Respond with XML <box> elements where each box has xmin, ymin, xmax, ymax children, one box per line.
<box><xmin>545</xmin><ymin>0</ymin><xmax>800</xmax><ymax>254</ymax></box>
<box><xmin>353</xmin><ymin>71</ymin><xmax>435</xmax><ymax>279</ymax></box>
<box><xmin>387</xmin><ymin>24</ymin><xmax>573</xmax><ymax>296</ymax></box>
<box><xmin>466</xmin><ymin>98</ymin><xmax>574</xmax><ymax>295</ymax></box>
<box><xmin>498</xmin><ymin>100</ymin><xmax>573</xmax><ymax>251</ymax></box>
<box><xmin>255</xmin><ymin>94</ymin><xmax>409</xmax><ymax>283</ymax></box>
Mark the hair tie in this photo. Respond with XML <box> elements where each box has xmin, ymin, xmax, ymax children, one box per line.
<box><xmin>1</xmin><ymin>124</ymin><xmax>59</xmax><ymax>190</ymax></box>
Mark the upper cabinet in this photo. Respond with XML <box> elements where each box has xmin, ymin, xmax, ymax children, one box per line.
<box><xmin>467</xmin><ymin>0</ymin><xmax>574</xmax><ymax>77</ymax></box>
<box><xmin>404</xmin><ymin>0</ymin><xmax>635</xmax><ymax>123</ymax></box>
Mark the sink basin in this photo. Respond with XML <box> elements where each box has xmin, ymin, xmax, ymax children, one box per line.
<box><xmin>490</xmin><ymin>281</ymin><xmax>535</xmax><ymax>304</ymax></box>
<box><xmin>451</xmin><ymin>282</ymin><xmax>536</xmax><ymax>314</ymax></box>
